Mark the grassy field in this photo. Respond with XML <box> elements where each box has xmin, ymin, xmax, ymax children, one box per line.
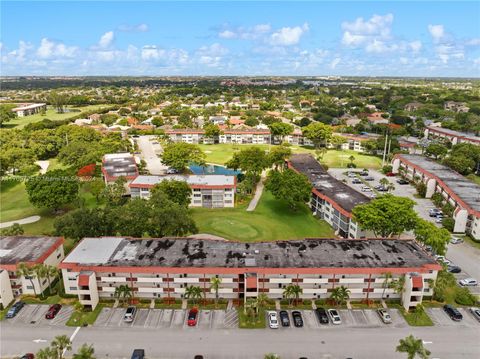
<box><xmin>191</xmin><ymin>191</ymin><xmax>334</xmax><ymax>241</ymax></box>
<box><xmin>5</xmin><ymin>105</ymin><xmax>111</xmax><ymax>129</ymax></box>
<box><xmin>197</xmin><ymin>143</ymin><xmax>381</xmax><ymax>169</ymax></box>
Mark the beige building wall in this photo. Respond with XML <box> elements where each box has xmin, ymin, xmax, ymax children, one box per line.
<box><xmin>0</xmin><ymin>270</ymin><xmax>14</xmax><ymax>308</ymax></box>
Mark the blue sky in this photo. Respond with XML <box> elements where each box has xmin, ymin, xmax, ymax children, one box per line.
<box><xmin>1</xmin><ymin>1</ymin><xmax>480</xmax><ymax>76</ymax></box>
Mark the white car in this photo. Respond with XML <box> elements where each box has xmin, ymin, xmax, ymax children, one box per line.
<box><xmin>327</xmin><ymin>309</ymin><xmax>342</xmax><ymax>325</ymax></box>
<box><xmin>347</xmin><ymin>172</ymin><xmax>356</xmax><ymax>178</ymax></box>
<box><xmin>361</xmin><ymin>186</ymin><xmax>372</xmax><ymax>192</ymax></box>
<box><xmin>377</xmin><ymin>309</ymin><xmax>392</xmax><ymax>324</ymax></box>
<box><xmin>268</xmin><ymin>311</ymin><xmax>279</xmax><ymax>329</ymax></box>
<box><xmin>123</xmin><ymin>306</ymin><xmax>136</xmax><ymax>322</ymax></box>
<box><xmin>450</xmin><ymin>237</ymin><xmax>464</xmax><ymax>244</ymax></box>
<box><xmin>459</xmin><ymin>278</ymin><xmax>478</xmax><ymax>287</ymax></box>
<box><xmin>434</xmin><ymin>255</ymin><xmax>451</xmax><ymax>266</ymax></box>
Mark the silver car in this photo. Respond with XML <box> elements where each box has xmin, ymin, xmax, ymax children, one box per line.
<box><xmin>469</xmin><ymin>307</ymin><xmax>480</xmax><ymax>322</ymax></box>
<box><xmin>377</xmin><ymin>309</ymin><xmax>392</xmax><ymax>324</ymax></box>
<box><xmin>124</xmin><ymin>306</ymin><xmax>136</xmax><ymax>322</ymax></box>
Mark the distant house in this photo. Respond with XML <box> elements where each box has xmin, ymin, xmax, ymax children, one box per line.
<box><xmin>404</xmin><ymin>102</ymin><xmax>423</xmax><ymax>112</ymax></box>
<box><xmin>101</xmin><ymin>153</ymin><xmax>139</xmax><ymax>184</ymax></box>
<box><xmin>209</xmin><ymin>115</ymin><xmax>228</xmax><ymax>125</ymax></box>
<box><xmin>444</xmin><ymin>101</ymin><xmax>469</xmax><ymax>113</ymax></box>
<box><xmin>11</xmin><ymin>103</ymin><xmax>46</xmax><ymax>117</ymax></box>
<box><xmin>88</xmin><ymin>113</ymin><xmax>101</xmax><ymax>122</ymax></box>
<box><xmin>130</xmin><ymin>174</ymin><xmax>236</xmax><ymax>208</ymax></box>
<box><xmin>367</xmin><ymin>112</ymin><xmax>388</xmax><ymax>124</ymax></box>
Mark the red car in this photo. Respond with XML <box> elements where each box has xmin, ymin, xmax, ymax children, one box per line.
<box><xmin>20</xmin><ymin>355</ymin><xmax>34</xmax><ymax>359</ymax></box>
<box><xmin>45</xmin><ymin>304</ymin><xmax>62</xmax><ymax>319</ymax></box>
<box><xmin>187</xmin><ymin>308</ymin><xmax>199</xmax><ymax>326</ymax></box>
<box><xmin>385</xmin><ymin>172</ymin><xmax>395</xmax><ymax>177</ymax></box>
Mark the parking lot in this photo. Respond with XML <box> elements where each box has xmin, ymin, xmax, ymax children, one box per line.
<box><xmin>426</xmin><ymin>307</ymin><xmax>480</xmax><ymax>328</ymax></box>
<box><xmin>4</xmin><ymin>304</ymin><xmax>73</xmax><ymax>327</ymax></box>
<box><xmin>266</xmin><ymin>309</ymin><xmax>408</xmax><ymax>330</ymax></box>
<box><xmin>93</xmin><ymin>308</ymin><xmax>231</xmax><ymax>330</ymax></box>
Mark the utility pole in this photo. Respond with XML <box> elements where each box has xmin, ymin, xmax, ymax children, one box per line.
<box><xmin>382</xmin><ymin>131</ymin><xmax>388</xmax><ymax>166</ymax></box>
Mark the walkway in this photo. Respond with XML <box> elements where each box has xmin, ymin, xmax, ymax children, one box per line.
<box><xmin>35</xmin><ymin>160</ymin><xmax>50</xmax><ymax>174</ymax></box>
<box><xmin>246</xmin><ymin>171</ymin><xmax>267</xmax><ymax>212</ymax></box>
<box><xmin>0</xmin><ymin>215</ymin><xmax>41</xmax><ymax>229</ymax></box>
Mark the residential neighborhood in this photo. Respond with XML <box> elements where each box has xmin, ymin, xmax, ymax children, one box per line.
<box><xmin>1</xmin><ymin>1</ymin><xmax>480</xmax><ymax>358</ymax></box>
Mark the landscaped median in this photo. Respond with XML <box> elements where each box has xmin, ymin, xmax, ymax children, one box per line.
<box><xmin>388</xmin><ymin>303</ymin><xmax>434</xmax><ymax>327</ymax></box>
<box><xmin>66</xmin><ymin>303</ymin><xmax>104</xmax><ymax>327</ymax></box>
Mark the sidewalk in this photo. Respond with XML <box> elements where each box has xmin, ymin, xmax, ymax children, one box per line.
<box><xmin>246</xmin><ymin>171</ymin><xmax>267</xmax><ymax>212</ymax></box>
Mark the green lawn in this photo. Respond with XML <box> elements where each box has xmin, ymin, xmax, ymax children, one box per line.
<box><xmin>5</xmin><ymin>105</ymin><xmax>111</xmax><ymax>129</ymax></box>
<box><xmin>467</xmin><ymin>174</ymin><xmax>480</xmax><ymax>186</ymax></box>
<box><xmin>66</xmin><ymin>304</ymin><xmax>104</xmax><ymax>327</ymax></box>
<box><xmin>238</xmin><ymin>307</ymin><xmax>266</xmax><ymax>329</ymax></box>
<box><xmin>389</xmin><ymin>304</ymin><xmax>434</xmax><ymax>326</ymax></box>
<box><xmin>197</xmin><ymin>143</ymin><xmax>381</xmax><ymax>169</ymax></box>
<box><xmin>191</xmin><ymin>191</ymin><xmax>334</xmax><ymax>242</ymax></box>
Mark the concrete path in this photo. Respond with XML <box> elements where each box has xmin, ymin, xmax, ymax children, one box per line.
<box><xmin>135</xmin><ymin>135</ymin><xmax>169</xmax><ymax>175</ymax></box>
<box><xmin>35</xmin><ymin>160</ymin><xmax>50</xmax><ymax>174</ymax></box>
<box><xmin>0</xmin><ymin>215</ymin><xmax>41</xmax><ymax>229</ymax></box>
<box><xmin>246</xmin><ymin>171</ymin><xmax>267</xmax><ymax>212</ymax></box>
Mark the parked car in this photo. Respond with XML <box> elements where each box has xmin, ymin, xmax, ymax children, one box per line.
<box><xmin>20</xmin><ymin>354</ymin><xmax>34</xmax><ymax>359</ymax></box>
<box><xmin>365</xmin><ymin>177</ymin><xmax>375</xmax><ymax>181</ymax></box>
<box><xmin>123</xmin><ymin>306</ymin><xmax>136</xmax><ymax>323</ymax></box>
<box><xmin>469</xmin><ymin>307</ymin><xmax>480</xmax><ymax>322</ymax></box>
<box><xmin>268</xmin><ymin>311</ymin><xmax>279</xmax><ymax>329</ymax></box>
<box><xmin>435</xmin><ymin>216</ymin><xmax>444</xmax><ymax>224</ymax></box>
<box><xmin>188</xmin><ymin>308</ymin><xmax>199</xmax><ymax>326</ymax></box>
<box><xmin>396</xmin><ymin>179</ymin><xmax>409</xmax><ymax>185</ymax></box>
<box><xmin>352</xmin><ymin>178</ymin><xmax>362</xmax><ymax>184</ymax></box>
<box><xmin>45</xmin><ymin>304</ymin><xmax>62</xmax><ymax>320</ymax></box>
<box><xmin>347</xmin><ymin>172</ymin><xmax>356</xmax><ymax>178</ymax></box>
<box><xmin>315</xmin><ymin>308</ymin><xmax>329</xmax><ymax>324</ymax></box>
<box><xmin>131</xmin><ymin>349</ymin><xmax>145</xmax><ymax>359</ymax></box>
<box><xmin>279</xmin><ymin>310</ymin><xmax>290</xmax><ymax>327</ymax></box>
<box><xmin>166</xmin><ymin>168</ymin><xmax>178</xmax><ymax>174</ymax></box>
<box><xmin>6</xmin><ymin>301</ymin><xmax>25</xmax><ymax>319</ymax></box>
<box><xmin>292</xmin><ymin>311</ymin><xmax>303</xmax><ymax>327</ymax></box>
<box><xmin>459</xmin><ymin>278</ymin><xmax>478</xmax><ymax>287</ymax></box>
<box><xmin>359</xmin><ymin>171</ymin><xmax>369</xmax><ymax>177</ymax></box>
<box><xmin>450</xmin><ymin>237</ymin><xmax>464</xmax><ymax>244</ymax></box>
<box><xmin>447</xmin><ymin>265</ymin><xmax>462</xmax><ymax>274</ymax></box>
<box><xmin>376</xmin><ymin>186</ymin><xmax>388</xmax><ymax>192</ymax></box>
<box><xmin>327</xmin><ymin>309</ymin><xmax>341</xmax><ymax>325</ymax></box>
<box><xmin>429</xmin><ymin>208</ymin><xmax>442</xmax><ymax>217</ymax></box>
<box><xmin>434</xmin><ymin>255</ymin><xmax>451</xmax><ymax>265</ymax></box>
<box><xmin>443</xmin><ymin>304</ymin><xmax>463</xmax><ymax>321</ymax></box>
<box><xmin>377</xmin><ymin>309</ymin><xmax>392</xmax><ymax>324</ymax></box>
<box><xmin>386</xmin><ymin>172</ymin><xmax>395</xmax><ymax>177</ymax></box>
<box><xmin>361</xmin><ymin>186</ymin><xmax>372</xmax><ymax>192</ymax></box>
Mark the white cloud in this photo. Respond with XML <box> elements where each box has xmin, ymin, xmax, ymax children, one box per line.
<box><xmin>428</xmin><ymin>25</ymin><xmax>445</xmax><ymax>43</ymax></box>
<box><xmin>141</xmin><ymin>45</ymin><xmax>165</xmax><ymax>60</ymax></box>
<box><xmin>270</xmin><ymin>23</ymin><xmax>309</xmax><ymax>46</ymax></box>
<box><xmin>118</xmin><ymin>23</ymin><xmax>149</xmax><ymax>32</ymax></box>
<box><xmin>195</xmin><ymin>43</ymin><xmax>229</xmax><ymax>68</ymax></box>
<box><xmin>37</xmin><ymin>38</ymin><xmax>78</xmax><ymax>59</ymax></box>
<box><xmin>466</xmin><ymin>38</ymin><xmax>480</xmax><ymax>46</ymax></box>
<box><xmin>409</xmin><ymin>41</ymin><xmax>422</xmax><ymax>53</ymax></box>
<box><xmin>219</xmin><ymin>30</ymin><xmax>236</xmax><ymax>39</ymax></box>
<box><xmin>99</xmin><ymin>31</ymin><xmax>114</xmax><ymax>48</ymax></box>
<box><xmin>218</xmin><ymin>23</ymin><xmax>271</xmax><ymax>40</ymax></box>
<box><xmin>342</xmin><ymin>14</ymin><xmax>393</xmax><ymax>46</ymax></box>
<box><xmin>434</xmin><ymin>44</ymin><xmax>464</xmax><ymax>64</ymax></box>
<box><xmin>330</xmin><ymin>57</ymin><xmax>341</xmax><ymax>69</ymax></box>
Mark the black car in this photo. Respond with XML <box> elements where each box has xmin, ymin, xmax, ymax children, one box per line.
<box><xmin>315</xmin><ymin>307</ymin><xmax>329</xmax><ymax>324</ymax></box>
<box><xmin>447</xmin><ymin>265</ymin><xmax>462</xmax><ymax>274</ymax></box>
<box><xmin>6</xmin><ymin>301</ymin><xmax>25</xmax><ymax>319</ymax></box>
<box><xmin>279</xmin><ymin>310</ymin><xmax>290</xmax><ymax>327</ymax></box>
<box><xmin>131</xmin><ymin>349</ymin><xmax>145</xmax><ymax>359</ymax></box>
<box><xmin>396</xmin><ymin>179</ymin><xmax>409</xmax><ymax>185</ymax></box>
<box><xmin>365</xmin><ymin>177</ymin><xmax>375</xmax><ymax>181</ymax></box>
<box><xmin>443</xmin><ymin>304</ymin><xmax>463</xmax><ymax>321</ymax></box>
<box><xmin>292</xmin><ymin>311</ymin><xmax>303</xmax><ymax>327</ymax></box>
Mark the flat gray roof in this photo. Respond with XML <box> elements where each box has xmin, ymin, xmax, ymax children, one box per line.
<box><xmin>289</xmin><ymin>154</ymin><xmax>370</xmax><ymax>212</ymax></box>
<box><xmin>0</xmin><ymin>236</ymin><xmax>62</xmax><ymax>264</ymax></box>
<box><xmin>63</xmin><ymin>237</ymin><xmax>437</xmax><ymax>269</ymax></box>
<box><xmin>427</xmin><ymin>126</ymin><xmax>480</xmax><ymax>143</ymax></box>
<box><xmin>398</xmin><ymin>154</ymin><xmax>480</xmax><ymax>212</ymax></box>
<box><xmin>130</xmin><ymin>174</ymin><xmax>235</xmax><ymax>187</ymax></box>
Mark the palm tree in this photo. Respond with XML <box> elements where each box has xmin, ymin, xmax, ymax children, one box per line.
<box><xmin>45</xmin><ymin>265</ymin><xmax>59</xmax><ymax>295</ymax></box>
<box><xmin>379</xmin><ymin>178</ymin><xmax>389</xmax><ymax>188</ymax></box>
<box><xmin>73</xmin><ymin>344</ymin><xmax>96</xmax><ymax>359</ymax></box>
<box><xmin>33</xmin><ymin>264</ymin><xmax>48</xmax><ymax>298</ymax></box>
<box><xmin>282</xmin><ymin>285</ymin><xmax>295</xmax><ymax>307</ymax></box>
<box><xmin>184</xmin><ymin>285</ymin><xmax>203</xmax><ymax>305</ymax></box>
<box><xmin>36</xmin><ymin>347</ymin><xmax>56</xmax><ymax>359</ymax></box>
<box><xmin>283</xmin><ymin>285</ymin><xmax>303</xmax><ymax>306</ymax></box>
<box><xmin>290</xmin><ymin>285</ymin><xmax>303</xmax><ymax>306</ymax></box>
<box><xmin>412</xmin><ymin>304</ymin><xmax>425</xmax><ymax>321</ymax></box>
<box><xmin>209</xmin><ymin>277</ymin><xmax>222</xmax><ymax>308</ymax></box>
<box><xmin>396</xmin><ymin>334</ymin><xmax>431</xmax><ymax>359</ymax></box>
<box><xmin>387</xmin><ymin>183</ymin><xmax>396</xmax><ymax>193</ymax></box>
<box><xmin>381</xmin><ymin>272</ymin><xmax>393</xmax><ymax>299</ymax></box>
<box><xmin>329</xmin><ymin>286</ymin><xmax>350</xmax><ymax>306</ymax></box>
<box><xmin>392</xmin><ymin>275</ymin><xmax>406</xmax><ymax>295</ymax></box>
<box><xmin>51</xmin><ymin>335</ymin><xmax>72</xmax><ymax>359</ymax></box>
<box><xmin>16</xmin><ymin>262</ymin><xmax>37</xmax><ymax>297</ymax></box>
<box><xmin>114</xmin><ymin>285</ymin><xmax>132</xmax><ymax>306</ymax></box>
<box><xmin>264</xmin><ymin>354</ymin><xmax>280</xmax><ymax>359</ymax></box>
<box><xmin>348</xmin><ymin>155</ymin><xmax>355</xmax><ymax>166</ymax></box>
<box><xmin>256</xmin><ymin>293</ymin><xmax>270</xmax><ymax>308</ymax></box>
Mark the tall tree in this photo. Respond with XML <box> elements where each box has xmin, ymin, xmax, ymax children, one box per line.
<box><xmin>114</xmin><ymin>285</ymin><xmax>132</xmax><ymax>306</ymax></box>
<box><xmin>396</xmin><ymin>334</ymin><xmax>431</xmax><ymax>359</ymax></box>
<box><xmin>54</xmin><ymin>207</ymin><xmax>115</xmax><ymax>240</ymax></box>
<box><xmin>16</xmin><ymin>263</ymin><xmax>38</xmax><ymax>297</ymax></box>
<box><xmin>352</xmin><ymin>195</ymin><xmax>418</xmax><ymax>238</ymax></box>
<box><xmin>414</xmin><ymin>218</ymin><xmax>450</xmax><ymax>256</ymax></box>
<box><xmin>162</xmin><ymin>142</ymin><xmax>206</xmax><ymax>172</ymax></box>
<box><xmin>48</xmin><ymin>92</ymin><xmax>69</xmax><ymax>113</ymax></box>
<box><xmin>0</xmin><ymin>104</ymin><xmax>17</xmax><ymax>126</ymax></box>
<box><xmin>50</xmin><ymin>335</ymin><xmax>72</xmax><ymax>359</ymax></box>
<box><xmin>267</xmin><ymin>145</ymin><xmax>292</xmax><ymax>169</ymax></box>
<box><xmin>225</xmin><ymin>147</ymin><xmax>269</xmax><ymax>176</ymax></box>
<box><xmin>268</xmin><ymin>122</ymin><xmax>293</xmax><ymax>142</ymax></box>
<box><xmin>265</xmin><ymin>169</ymin><xmax>312</xmax><ymax>210</ymax></box>
<box><xmin>302</xmin><ymin>122</ymin><xmax>333</xmax><ymax>148</ymax></box>
<box><xmin>72</xmin><ymin>344</ymin><xmax>96</xmax><ymax>359</ymax></box>
<box><xmin>329</xmin><ymin>286</ymin><xmax>350</xmax><ymax>306</ymax></box>
<box><xmin>25</xmin><ymin>169</ymin><xmax>79</xmax><ymax>212</ymax></box>
<box><xmin>184</xmin><ymin>285</ymin><xmax>203</xmax><ymax>305</ymax></box>
<box><xmin>425</xmin><ymin>143</ymin><xmax>448</xmax><ymax>160</ymax></box>
<box><xmin>151</xmin><ymin>180</ymin><xmax>192</xmax><ymax>207</ymax></box>
<box><xmin>203</xmin><ymin>123</ymin><xmax>222</xmax><ymax>138</ymax></box>
<box><xmin>210</xmin><ymin>277</ymin><xmax>222</xmax><ymax>308</ymax></box>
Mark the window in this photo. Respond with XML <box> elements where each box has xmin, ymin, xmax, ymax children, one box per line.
<box><xmin>56</xmin><ymin>253</ymin><xmax>62</xmax><ymax>259</ymax></box>
<box><xmin>69</xmin><ymin>286</ymin><xmax>78</xmax><ymax>291</ymax></box>
<box><xmin>26</xmin><ymin>286</ymin><xmax>33</xmax><ymax>290</ymax></box>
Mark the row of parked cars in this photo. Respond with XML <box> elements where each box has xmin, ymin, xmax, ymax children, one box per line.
<box><xmin>268</xmin><ymin>308</ymin><xmax>393</xmax><ymax>329</ymax></box>
<box><xmin>5</xmin><ymin>301</ymin><xmax>62</xmax><ymax>320</ymax></box>
<box><xmin>443</xmin><ymin>305</ymin><xmax>480</xmax><ymax>322</ymax></box>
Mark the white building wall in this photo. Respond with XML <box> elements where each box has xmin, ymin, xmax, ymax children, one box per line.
<box><xmin>0</xmin><ymin>270</ymin><xmax>14</xmax><ymax>308</ymax></box>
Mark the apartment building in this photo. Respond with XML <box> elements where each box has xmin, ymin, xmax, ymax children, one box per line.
<box><xmin>0</xmin><ymin>236</ymin><xmax>65</xmax><ymax>303</ymax></box>
<box><xmin>101</xmin><ymin>153</ymin><xmax>139</xmax><ymax>184</ymax></box>
<box><xmin>60</xmin><ymin>237</ymin><xmax>441</xmax><ymax>311</ymax></box>
<box><xmin>288</xmin><ymin>154</ymin><xmax>370</xmax><ymax>238</ymax></box>
<box><xmin>129</xmin><ymin>175</ymin><xmax>236</xmax><ymax>208</ymax></box>
<box><xmin>392</xmin><ymin>154</ymin><xmax>480</xmax><ymax>239</ymax></box>
<box><xmin>11</xmin><ymin>103</ymin><xmax>47</xmax><ymax>117</ymax></box>
<box><xmin>219</xmin><ymin>129</ymin><xmax>271</xmax><ymax>144</ymax></box>
<box><xmin>424</xmin><ymin>126</ymin><xmax>480</xmax><ymax>146</ymax></box>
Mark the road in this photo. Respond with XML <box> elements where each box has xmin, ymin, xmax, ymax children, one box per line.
<box><xmin>135</xmin><ymin>135</ymin><xmax>168</xmax><ymax>175</ymax></box>
<box><xmin>1</xmin><ymin>323</ymin><xmax>479</xmax><ymax>358</ymax></box>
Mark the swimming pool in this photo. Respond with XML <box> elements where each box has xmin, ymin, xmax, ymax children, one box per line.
<box><xmin>189</xmin><ymin>164</ymin><xmax>241</xmax><ymax>176</ymax></box>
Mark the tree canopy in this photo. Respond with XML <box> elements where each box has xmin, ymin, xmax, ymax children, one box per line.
<box><xmin>302</xmin><ymin>122</ymin><xmax>333</xmax><ymax>148</ymax></box>
<box><xmin>414</xmin><ymin>218</ymin><xmax>450</xmax><ymax>256</ymax></box>
<box><xmin>151</xmin><ymin>179</ymin><xmax>192</xmax><ymax>207</ymax></box>
<box><xmin>265</xmin><ymin>168</ymin><xmax>312</xmax><ymax>210</ymax></box>
<box><xmin>352</xmin><ymin>194</ymin><xmax>418</xmax><ymax>237</ymax></box>
<box><xmin>226</xmin><ymin>146</ymin><xmax>269</xmax><ymax>176</ymax></box>
<box><xmin>161</xmin><ymin>142</ymin><xmax>206</xmax><ymax>171</ymax></box>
